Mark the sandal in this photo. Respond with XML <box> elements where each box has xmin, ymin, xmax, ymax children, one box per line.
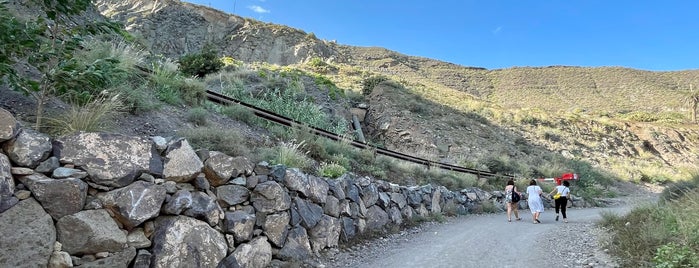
<box><xmin>516</xmin><ymin>218</ymin><xmax>522</xmax><ymax>221</ymax></box>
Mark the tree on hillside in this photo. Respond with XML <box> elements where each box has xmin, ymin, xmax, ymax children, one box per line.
<box><xmin>683</xmin><ymin>85</ymin><xmax>699</xmax><ymax>124</ymax></box>
<box><xmin>0</xmin><ymin>0</ymin><xmax>92</xmax><ymax>129</ymax></box>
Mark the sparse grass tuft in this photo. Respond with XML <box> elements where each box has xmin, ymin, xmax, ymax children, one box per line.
<box><xmin>186</xmin><ymin>107</ymin><xmax>208</xmax><ymax>126</ymax></box>
<box><xmin>181</xmin><ymin>127</ymin><xmax>252</xmax><ymax>157</ymax></box>
<box><xmin>46</xmin><ymin>94</ymin><xmax>124</xmax><ymax>136</ymax></box>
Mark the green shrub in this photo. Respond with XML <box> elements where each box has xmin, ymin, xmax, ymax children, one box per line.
<box><xmin>318</xmin><ymin>162</ymin><xmax>346</xmax><ymax>178</ymax></box>
<box><xmin>178</xmin><ymin>45</ymin><xmax>223</xmax><ymax>78</ymax></box>
<box><xmin>222</xmin><ymin>87</ymin><xmax>348</xmax><ymax>135</ymax></box>
<box><xmin>221</xmin><ymin>104</ymin><xmax>260</xmax><ymax>126</ymax></box>
<box><xmin>181</xmin><ymin>127</ymin><xmax>252</xmax><ymax>157</ymax></box>
<box><xmin>361</xmin><ymin>75</ymin><xmax>388</xmax><ymax>95</ymax></box>
<box><xmin>623</xmin><ymin>111</ymin><xmax>659</xmax><ymax>122</ymax></box>
<box><xmin>177</xmin><ymin>79</ymin><xmax>206</xmax><ymax>106</ymax></box>
<box><xmin>654</xmin><ymin>242</ymin><xmax>699</xmax><ymax>268</ymax></box>
<box><xmin>186</xmin><ymin>107</ymin><xmax>208</xmax><ymax>126</ymax></box>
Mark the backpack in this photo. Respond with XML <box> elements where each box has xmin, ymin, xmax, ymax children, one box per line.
<box><xmin>511</xmin><ymin>188</ymin><xmax>521</xmax><ymax>202</ymax></box>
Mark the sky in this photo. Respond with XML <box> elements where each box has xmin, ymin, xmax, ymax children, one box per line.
<box><xmin>183</xmin><ymin>0</ymin><xmax>699</xmax><ymax>71</ymax></box>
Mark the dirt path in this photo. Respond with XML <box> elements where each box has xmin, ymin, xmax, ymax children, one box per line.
<box><xmin>319</xmin><ymin>205</ymin><xmax>632</xmax><ymax>268</ymax></box>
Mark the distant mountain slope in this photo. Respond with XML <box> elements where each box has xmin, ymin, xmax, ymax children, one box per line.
<box><xmin>93</xmin><ymin>0</ymin><xmax>699</xmax><ymax>182</ymax></box>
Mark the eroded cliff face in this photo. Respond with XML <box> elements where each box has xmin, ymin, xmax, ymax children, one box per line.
<box><xmin>94</xmin><ymin>0</ymin><xmax>345</xmax><ymax>65</ymax></box>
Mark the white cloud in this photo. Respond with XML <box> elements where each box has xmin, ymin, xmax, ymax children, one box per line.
<box><xmin>248</xmin><ymin>5</ymin><xmax>270</xmax><ymax>13</ymax></box>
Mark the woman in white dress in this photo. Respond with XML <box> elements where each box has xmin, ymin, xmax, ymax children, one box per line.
<box><xmin>526</xmin><ymin>179</ymin><xmax>544</xmax><ymax>224</ymax></box>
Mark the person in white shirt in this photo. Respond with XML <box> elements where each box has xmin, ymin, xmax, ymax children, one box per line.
<box><xmin>526</xmin><ymin>180</ymin><xmax>544</xmax><ymax>224</ymax></box>
<box><xmin>549</xmin><ymin>180</ymin><xmax>571</xmax><ymax>223</ymax></box>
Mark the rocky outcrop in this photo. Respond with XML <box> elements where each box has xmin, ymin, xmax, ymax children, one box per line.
<box><xmin>0</xmin><ymin>107</ymin><xmax>502</xmax><ymax>267</ymax></box>
<box><xmin>93</xmin><ymin>0</ymin><xmax>344</xmax><ymax>65</ymax></box>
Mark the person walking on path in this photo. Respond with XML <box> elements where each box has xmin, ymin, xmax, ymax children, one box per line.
<box><xmin>549</xmin><ymin>180</ymin><xmax>572</xmax><ymax>223</ymax></box>
<box><xmin>526</xmin><ymin>179</ymin><xmax>544</xmax><ymax>224</ymax></box>
<box><xmin>504</xmin><ymin>179</ymin><xmax>522</xmax><ymax>222</ymax></box>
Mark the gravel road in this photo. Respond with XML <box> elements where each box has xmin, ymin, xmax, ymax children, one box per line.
<box><xmin>315</xmin><ymin>205</ymin><xmax>633</xmax><ymax>268</ymax></box>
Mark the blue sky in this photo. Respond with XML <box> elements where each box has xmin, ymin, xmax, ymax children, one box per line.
<box><xmin>183</xmin><ymin>0</ymin><xmax>698</xmax><ymax>71</ymax></box>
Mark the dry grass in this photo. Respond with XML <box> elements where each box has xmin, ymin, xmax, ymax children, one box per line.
<box><xmin>45</xmin><ymin>94</ymin><xmax>124</xmax><ymax>136</ymax></box>
<box><xmin>601</xmin><ymin>176</ymin><xmax>699</xmax><ymax>267</ymax></box>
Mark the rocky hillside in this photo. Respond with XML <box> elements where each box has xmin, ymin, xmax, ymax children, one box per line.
<box><xmin>91</xmin><ymin>0</ymin><xmax>699</xmax><ymax>183</ymax></box>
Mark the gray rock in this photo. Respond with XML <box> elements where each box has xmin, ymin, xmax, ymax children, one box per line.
<box><xmin>127</xmin><ymin>228</ymin><xmax>151</xmax><ymax>249</ymax></box>
<box><xmin>269</xmin><ymin>164</ymin><xmax>286</xmax><ymax>182</ymax></box>
<box><xmin>390</xmin><ymin>192</ymin><xmax>407</xmax><ymax>209</ymax></box>
<box><xmin>0</xmin><ymin>153</ymin><xmax>16</xmax><ymax>213</ymax></box>
<box><xmin>292</xmin><ymin>197</ymin><xmax>323</xmax><ymax>229</ymax></box>
<box><xmin>327</xmin><ymin>179</ymin><xmax>346</xmax><ymax>200</ymax></box>
<box><xmin>48</xmin><ymin>250</ymin><xmax>72</xmax><ymax>268</ymax></box>
<box><xmin>56</xmin><ymin>209</ymin><xmax>127</xmax><ymax>255</ymax></box>
<box><xmin>223</xmin><ymin>210</ymin><xmax>256</xmax><ymax>243</ymax></box>
<box><xmin>151</xmin><ymin>216</ymin><xmax>227</xmax><ymax>268</ymax></box>
<box><xmin>132</xmin><ymin>249</ymin><xmax>151</xmax><ymax>268</ymax></box>
<box><xmin>0</xmin><ymin>108</ymin><xmax>20</xmax><ymax>142</ymax></box>
<box><xmin>323</xmin><ymin>195</ymin><xmax>340</xmax><ymax>217</ymax></box>
<box><xmin>251</xmin><ymin>181</ymin><xmax>291</xmax><ymax>213</ymax></box>
<box><xmin>309</xmin><ymin>215</ymin><xmax>341</xmax><ymax>253</ymax></box>
<box><xmin>2</xmin><ymin>128</ymin><xmax>51</xmax><ymax>168</ymax></box>
<box><xmin>216</xmin><ymin>185</ymin><xmax>249</xmax><ymax>207</ymax></box>
<box><xmin>365</xmin><ymin>205</ymin><xmax>389</xmax><ymax>230</ymax></box>
<box><xmin>80</xmin><ymin>247</ymin><xmax>136</xmax><ymax>268</ymax></box>
<box><xmin>284</xmin><ymin>168</ymin><xmax>310</xmax><ymax>197</ymax></box>
<box><xmin>253</xmin><ymin>161</ymin><xmax>271</xmax><ymax>176</ymax></box>
<box><xmin>18</xmin><ymin>174</ymin><xmax>87</xmax><ymax>220</ymax></box>
<box><xmin>361</xmin><ymin>184</ymin><xmax>379</xmax><ymax>207</ymax></box>
<box><xmin>387</xmin><ymin>206</ymin><xmax>403</xmax><ymax>225</ymax></box>
<box><xmin>0</xmin><ymin>198</ymin><xmax>56</xmax><ymax>268</ymax></box>
<box><xmin>52</xmin><ymin>167</ymin><xmax>88</xmax><ymax>179</ymax></box>
<box><xmin>277</xmin><ymin>227</ymin><xmax>312</xmax><ymax>261</ymax></box>
<box><xmin>339</xmin><ymin>217</ymin><xmax>356</xmax><ymax>242</ymax></box>
<box><xmin>221</xmin><ymin>236</ymin><xmax>272</xmax><ymax>268</ymax></box>
<box><xmin>161</xmin><ymin>189</ymin><xmax>193</xmax><ymax>215</ymax></box>
<box><xmin>262</xmin><ymin>212</ymin><xmax>290</xmax><ymax>247</ymax></box>
<box><xmin>183</xmin><ymin>191</ymin><xmax>224</xmax><ymax>227</ymax></box>
<box><xmin>105</xmin><ymin>180</ymin><xmax>167</xmax><ymax>229</ymax></box>
<box><xmin>203</xmin><ymin>151</ymin><xmax>237</xmax><ymax>186</ymax></box>
<box><xmin>162</xmin><ymin>138</ymin><xmax>203</xmax><ymax>183</ymax></box>
<box><xmin>35</xmin><ymin>156</ymin><xmax>60</xmax><ymax>174</ymax></box>
<box><xmin>54</xmin><ymin>132</ymin><xmax>162</xmax><ymax>189</ymax></box>
<box><xmin>307</xmin><ymin>175</ymin><xmax>329</xmax><ymax>204</ymax></box>
<box><xmin>377</xmin><ymin>192</ymin><xmax>391</xmax><ymax>209</ymax></box>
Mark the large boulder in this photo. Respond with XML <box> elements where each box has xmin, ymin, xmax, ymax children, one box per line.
<box><xmin>0</xmin><ymin>108</ymin><xmax>20</xmax><ymax>142</ymax></box>
<box><xmin>151</xmin><ymin>216</ymin><xmax>228</xmax><ymax>268</ymax></box>
<box><xmin>218</xmin><ymin>237</ymin><xmax>272</xmax><ymax>268</ymax></box>
<box><xmin>56</xmin><ymin>209</ymin><xmax>127</xmax><ymax>255</ymax></box>
<box><xmin>162</xmin><ymin>138</ymin><xmax>203</xmax><ymax>183</ymax></box>
<box><xmin>0</xmin><ymin>198</ymin><xmax>56</xmax><ymax>267</ymax></box>
<box><xmin>53</xmin><ymin>132</ymin><xmax>162</xmax><ymax>189</ymax></box>
<box><xmin>2</xmin><ymin>128</ymin><xmax>52</xmax><ymax>168</ymax></box>
<box><xmin>104</xmin><ymin>181</ymin><xmax>167</xmax><ymax>229</ymax></box>
<box><xmin>18</xmin><ymin>173</ymin><xmax>87</xmax><ymax>220</ymax></box>
<box><xmin>250</xmin><ymin>181</ymin><xmax>291</xmax><ymax>213</ymax></box>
